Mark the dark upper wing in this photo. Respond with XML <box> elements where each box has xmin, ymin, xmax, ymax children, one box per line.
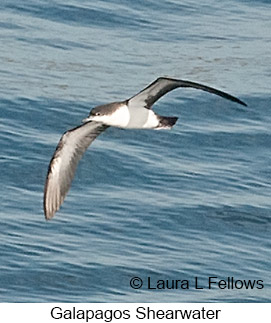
<box><xmin>128</xmin><ymin>77</ymin><xmax>247</xmax><ymax>109</ymax></box>
<box><xmin>44</xmin><ymin>121</ymin><xmax>108</xmax><ymax>220</ymax></box>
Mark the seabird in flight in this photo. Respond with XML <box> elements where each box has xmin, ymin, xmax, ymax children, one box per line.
<box><xmin>44</xmin><ymin>77</ymin><xmax>246</xmax><ymax>219</ymax></box>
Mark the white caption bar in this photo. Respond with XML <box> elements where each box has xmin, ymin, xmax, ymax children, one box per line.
<box><xmin>0</xmin><ymin>303</ymin><xmax>269</xmax><ymax>322</ymax></box>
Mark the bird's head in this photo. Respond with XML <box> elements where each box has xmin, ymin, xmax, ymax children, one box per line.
<box><xmin>82</xmin><ymin>105</ymin><xmax>110</xmax><ymax>123</ymax></box>
<box><xmin>82</xmin><ymin>102</ymin><xmax>127</xmax><ymax>127</ymax></box>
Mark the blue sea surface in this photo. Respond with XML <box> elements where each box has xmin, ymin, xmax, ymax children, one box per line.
<box><xmin>0</xmin><ymin>0</ymin><xmax>270</xmax><ymax>302</ymax></box>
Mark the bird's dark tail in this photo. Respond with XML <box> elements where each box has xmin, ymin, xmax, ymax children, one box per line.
<box><xmin>156</xmin><ymin>116</ymin><xmax>178</xmax><ymax>129</ymax></box>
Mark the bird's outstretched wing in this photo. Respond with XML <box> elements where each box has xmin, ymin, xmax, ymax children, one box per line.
<box><xmin>44</xmin><ymin>121</ymin><xmax>108</xmax><ymax>220</ymax></box>
<box><xmin>128</xmin><ymin>77</ymin><xmax>247</xmax><ymax>109</ymax></box>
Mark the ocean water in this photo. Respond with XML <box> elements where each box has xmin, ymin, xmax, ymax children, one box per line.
<box><xmin>0</xmin><ymin>0</ymin><xmax>270</xmax><ymax>302</ymax></box>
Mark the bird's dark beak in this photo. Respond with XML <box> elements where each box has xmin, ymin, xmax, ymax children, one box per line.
<box><xmin>82</xmin><ymin>116</ymin><xmax>93</xmax><ymax>123</ymax></box>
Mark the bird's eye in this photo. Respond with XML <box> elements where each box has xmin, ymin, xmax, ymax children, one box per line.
<box><xmin>95</xmin><ymin>112</ymin><xmax>100</xmax><ymax>116</ymax></box>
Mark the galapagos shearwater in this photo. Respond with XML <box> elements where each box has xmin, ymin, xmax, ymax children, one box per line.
<box><xmin>44</xmin><ymin>77</ymin><xmax>246</xmax><ymax>219</ymax></box>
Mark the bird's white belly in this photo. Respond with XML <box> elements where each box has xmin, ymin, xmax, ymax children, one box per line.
<box><xmin>126</xmin><ymin>107</ymin><xmax>159</xmax><ymax>129</ymax></box>
<box><xmin>104</xmin><ymin>104</ymin><xmax>131</xmax><ymax>128</ymax></box>
<box><xmin>101</xmin><ymin>104</ymin><xmax>160</xmax><ymax>129</ymax></box>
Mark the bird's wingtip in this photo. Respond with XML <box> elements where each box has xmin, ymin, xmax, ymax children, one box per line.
<box><xmin>241</xmin><ymin>100</ymin><xmax>248</xmax><ymax>107</ymax></box>
<box><xmin>44</xmin><ymin>207</ymin><xmax>54</xmax><ymax>221</ymax></box>
<box><xmin>235</xmin><ymin>97</ymin><xmax>247</xmax><ymax>107</ymax></box>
